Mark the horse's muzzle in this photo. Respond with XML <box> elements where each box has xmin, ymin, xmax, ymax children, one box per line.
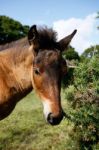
<box><xmin>47</xmin><ymin>111</ymin><xmax>65</xmax><ymax>125</ymax></box>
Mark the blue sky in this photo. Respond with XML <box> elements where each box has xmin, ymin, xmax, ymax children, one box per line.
<box><xmin>0</xmin><ymin>0</ymin><xmax>99</xmax><ymax>25</ymax></box>
<box><xmin>0</xmin><ymin>0</ymin><xmax>99</xmax><ymax>54</ymax></box>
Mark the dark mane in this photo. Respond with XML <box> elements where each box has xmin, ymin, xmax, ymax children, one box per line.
<box><xmin>38</xmin><ymin>27</ymin><xmax>57</xmax><ymax>41</ymax></box>
<box><xmin>38</xmin><ymin>27</ymin><xmax>58</xmax><ymax>49</ymax></box>
<box><xmin>0</xmin><ymin>37</ymin><xmax>29</xmax><ymax>51</ymax></box>
<box><xmin>28</xmin><ymin>26</ymin><xmax>58</xmax><ymax>50</ymax></box>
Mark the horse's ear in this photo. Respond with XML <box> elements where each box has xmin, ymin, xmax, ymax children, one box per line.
<box><xmin>28</xmin><ymin>25</ymin><xmax>40</xmax><ymax>55</ymax></box>
<box><xmin>28</xmin><ymin>25</ymin><xmax>40</xmax><ymax>47</ymax></box>
<box><xmin>58</xmin><ymin>29</ymin><xmax>77</xmax><ymax>51</ymax></box>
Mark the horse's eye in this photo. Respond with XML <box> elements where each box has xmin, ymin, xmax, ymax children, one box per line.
<box><xmin>34</xmin><ymin>68</ymin><xmax>40</xmax><ymax>75</ymax></box>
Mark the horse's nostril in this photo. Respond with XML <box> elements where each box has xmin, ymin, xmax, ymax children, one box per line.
<box><xmin>47</xmin><ymin>113</ymin><xmax>54</xmax><ymax>125</ymax></box>
<box><xmin>47</xmin><ymin>113</ymin><xmax>63</xmax><ymax>126</ymax></box>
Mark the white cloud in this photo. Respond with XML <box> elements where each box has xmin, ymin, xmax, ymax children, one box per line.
<box><xmin>53</xmin><ymin>13</ymin><xmax>98</xmax><ymax>54</ymax></box>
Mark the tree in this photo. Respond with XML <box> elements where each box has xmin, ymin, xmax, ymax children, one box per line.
<box><xmin>0</xmin><ymin>16</ymin><xmax>29</xmax><ymax>44</ymax></box>
<box><xmin>81</xmin><ymin>45</ymin><xmax>99</xmax><ymax>59</ymax></box>
<box><xmin>63</xmin><ymin>46</ymin><xmax>80</xmax><ymax>60</ymax></box>
<box><xmin>96</xmin><ymin>12</ymin><xmax>99</xmax><ymax>30</ymax></box>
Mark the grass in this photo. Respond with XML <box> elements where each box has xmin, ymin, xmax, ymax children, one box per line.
<box><xmin>0</xmin><ymin>91</ymin><xmax>78</xmax><ymax>150</ymax></box>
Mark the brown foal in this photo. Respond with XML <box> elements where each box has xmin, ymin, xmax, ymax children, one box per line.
<box><xmin>0</xmin><ymin>25</ymin><xmax>77</xmax><ymax>125</ymax></box>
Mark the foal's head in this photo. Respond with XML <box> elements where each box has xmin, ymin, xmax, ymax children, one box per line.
<box><xmin>28</xmin><ymin>25</ymin><xmax>77</xmax><ymax>125</ymax></box>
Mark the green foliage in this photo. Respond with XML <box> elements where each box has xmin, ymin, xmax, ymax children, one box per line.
<box><xmin>81</xmin><ymin>45</ymin><xmax>99</xmax><ymax>60</ymax></box>
<box><xmin>63</xmin><ymin>46</ymin><xmax>80</xmax><ymax>60</ymax></box>
<box><xmin>64</xmin><ymin>85</ymin><xmax>75</xmax><ymax>102</ymax></box>
<box><xmin>96</xmin><ymin>12</ymin><xmax>99</xmax><ymax>30</ymax></box>
<box><xmin>74</xmin><ymin>55</ymin><xmax>99</xmax><ymax>91</ymax></box>
<box><xmin>62</xmin><ymin>67</ymin><xmax>74</xmax><ymax>87</ymax></box>
<box><xmin>0</xmin><ymin>16</ymin><xmax>29</xmax><ymax>44</ymax></box>
<box><xmin>64</xmin><ymin>55</ymin><xmax>99</xmax><ymax>149</ymax></box>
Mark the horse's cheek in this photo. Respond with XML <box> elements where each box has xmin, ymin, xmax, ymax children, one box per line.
<box><xmin>33</xmin><ymin>75</ymin><xmax>43</xmax><ymax>91</ymax></box>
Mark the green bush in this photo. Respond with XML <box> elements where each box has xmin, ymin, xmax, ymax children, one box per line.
<box><xmin>62</xmin><ymin>68</ymin><xmax>74</xmax><ymax>87</ymax></box>
<box><xmin>64</xmin><ymin>85</ymin><xmax>75</xmax><ymax>102</ymax></box>
<box><xmin>64</xmin><ymin>55</ymin><xmax>99</xmax><ymax>150</ymax></box>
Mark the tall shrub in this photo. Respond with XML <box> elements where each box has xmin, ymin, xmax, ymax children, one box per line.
<box><xmin>64</xmin><ymin>55</ymin><xmax>99</xmax><ymax>150</ymax></box>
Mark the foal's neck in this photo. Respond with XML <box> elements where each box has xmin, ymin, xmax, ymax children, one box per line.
<box><xmin>0</xmin><ymin>43</ymin><xmax>33</xmax><ymax>101</ymax></box>
<box><xmin>11</xmin><ymin>45</ymin><xmax>33</xmax><ymax>96</ymax></box>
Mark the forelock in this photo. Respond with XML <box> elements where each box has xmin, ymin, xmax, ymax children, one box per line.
<box><xmin>37</xmin><ymin>27</ymin><xmax>58</xmax><ymax>49</ymax></box>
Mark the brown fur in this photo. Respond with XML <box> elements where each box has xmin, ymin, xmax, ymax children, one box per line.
<box><xmin>0</xmin><ymin>38</ymin><xmax>28</xmax><ymax>51</ymax></box>
<box><xmin>0</xmin><ymin>26</ymin><xmax>77</xmax><ymax>124</ymax></box>
<box><xmin>0</xmin><ymin>38</ymin><xmax>33</xmax><ymax>119</ymax></box>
